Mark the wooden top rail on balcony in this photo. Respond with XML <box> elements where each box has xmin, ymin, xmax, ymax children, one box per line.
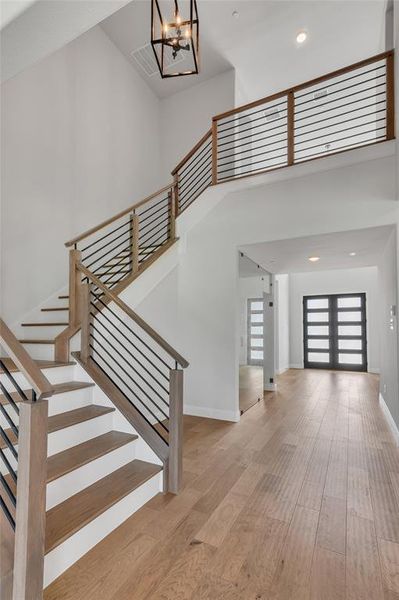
<box><xmin>212</xmin><ymin>50</ymin><xmax>394</xmax><ymax>122</ymax></box>
<box><xmin>65</xmin><ymin>183</ymin><xmax>174</xmax><ymax>248</ymax></box>
<box><xmin>77</xmin><ymin>264</ymin><xmax>189</xmax><ymax>369</ymax></box>
<box><xmin>0</xmin><ymin>318</ymin><xmax>53</xmax><ymax>399</ymax></box>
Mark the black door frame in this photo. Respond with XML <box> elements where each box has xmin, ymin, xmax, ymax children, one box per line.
<box><xmin>303</xmin><ymin>292</ymin><xmax>368</xmax><ymax>372</ymax></box>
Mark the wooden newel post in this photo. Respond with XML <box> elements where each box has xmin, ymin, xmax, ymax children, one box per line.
<box><xmin>80</xmin><ymin>283</ymin><xmax>91</xmax><ymax>362</ymax></box>
<box><xmin>386</xmin><ymin>52</ymin><xmax>395</xmax><ymax>141</ymax></box>
<box><xmin>211</xmin><ymin>119</ymin><xmax>218</xmax><ymax>185</ymax></box>
<box><xmin>69</xmin><ymin>249</ymin><xmax>82</xmax><ymax>327</ymax></box>
<box><xmin>287</xmin><ymin>90</ymin><xmax>295</xmax><ymax>166</ymax></box>
<box><xmin>131</xmin><ymin>212</ymin><xmax>139</xmax><ymax>274</ymax></box>
<box><xmin>168</xmin><ymin>369</ymin><xmax>183</xmax><ymax>494</ymax></box>
<box><xmin>13</xmin><ymin>399</ymin><xmax>48</xmax><ymax>600</ymax></box>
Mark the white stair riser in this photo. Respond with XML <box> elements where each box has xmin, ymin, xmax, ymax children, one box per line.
<box><xmin>18</xmin><ymin>343</ymin><xmax>54</xmax><ymax>361</ymax></box>
<box><xmin>47</xmin><ymin>413</ymin><xmax>114</xmax><ymax>456</ymax></box>
<box><xmin>0</xmin><ymin>388</ymin><xmax>93</xmax><ymax>428</ymax></box>
<box><xmin>0</xmin><ymin>412</ymin><xmax>114</xmax><ymax>474</ymax></box>
<box><xmin>20</xmin><ymin>325</ymin><xmax>68</xmax><ymax>339</ymax></box>
<box><xmin>46</xmin><ymin>440</ymin><xmax>137</xmax><ymax>510</ymax></box>
<box><xmin>44</xmin><ymin>471</ymin><xmax>162</xmax><ymax>588</ymax></box>
<box><xmin>37</xmin><ymin>310</ymin><xmax>69</xmax><ymax>324</ymax></box>
<box><xmin>0</xmin><ymin>365</ymin><xmax>77</xmax><ymax>391</ymax></box>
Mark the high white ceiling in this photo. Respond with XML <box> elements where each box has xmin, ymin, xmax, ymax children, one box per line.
<box><xmin>240</xmin><ymin>226</ymin><xmax>394</xmax><ymax>274</ymax></box>
<box><xmin>100</xmin><ymin>0</ymin><xmax>387</xmax><ymax>100</ymax></box>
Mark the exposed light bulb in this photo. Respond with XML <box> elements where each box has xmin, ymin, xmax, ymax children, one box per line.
<box><xmin>176</xmin><ymin>13</ymin><xmax>181</xmax><ymax>25</ymax></box>
<box><xmin>349</xmin><ymin>252</ymin><xmax>356</xmax><ymax>256</ymax></box>
<box><xmin>308</xmin><ymin>256</ymin><xmax>320</xmax><ymax>262</ymax></box>
<box><xmin>185</xmin><ymin>28</ymin><xmax>190</xmax><ymax>38</ymax></box>
<box><xmin>296</xmin><ymin>31</ymin><xmax>307</xmax><ymax>44</ymax></box>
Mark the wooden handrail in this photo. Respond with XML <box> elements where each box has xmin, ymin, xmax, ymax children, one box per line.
<box><xmin>171</xmin><ymin>128</ymin><xmax>212</xmax><ymax>176</ymax></box>
<box><xmin>0</xmin><ymin>319</ymin><xmax>53</xmax><ymax>399</ymax></box>
<box><xmin>76</xmin><ymin>264</ymin><xmax>189</xmax><ymax>369</ymax></box>
<box><xmin>65</xmin><ymin>184</ymin><xmax>174</xmax><ymax>248</ymax></box>
<box><xmin>212</xmin><ymin>50</ymin><xmax>394</xmax><ymax>122</ymax></box>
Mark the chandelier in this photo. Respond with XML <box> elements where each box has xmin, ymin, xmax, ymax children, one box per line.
<box><xmin>151</xmin><ymin>0</ymin><xmax>199</xmax><ymax>78</ymax></box>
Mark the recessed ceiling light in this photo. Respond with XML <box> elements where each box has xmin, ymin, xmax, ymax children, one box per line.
<box><xmin>349</xmin><ymin>252</ymin><xmax>356</xmax><ymax>256</ymax></box>
<box><xmin>296</xmin><ymin>31</ymin><xmax>307</xmax><ymax>44</ymax></box>
<box><xmin>232</xmin><ymin>10</ymin><xmax>239</xmax><ymax>18</ymax></box>
<box><xmin>308</xmin><ymin>256</ymin><xmax>320</xmax><ymax>262</ymax></box>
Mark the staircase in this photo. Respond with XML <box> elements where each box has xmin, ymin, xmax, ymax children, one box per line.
<box><xmin>0</xmin><ymin>49</ymin><xmax>394</xmax><ymax>599</ymax></box>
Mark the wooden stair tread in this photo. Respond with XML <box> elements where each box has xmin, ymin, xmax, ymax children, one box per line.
<box><xmin>58</xmin><ymin>295</ymin><xmax>69</xmax><ymax>299</ymax></box>
<box><xmin>19</xmin><ymin>339</ymin><xmax>55</xmax><ymax>344</ymax></box>
<box><xmin>47</xmin><ymin>431</ymin><xmax>138</xmax><ymax>482</ymax></box>
<box><xmin>2</xmin><ymin>431</ymin><xmax>138</xmax><ymax>500</ymax></box>
<box><xmin>0</xmin><ymin>405</ymin><xmax>114</xmax><ymax>449</ymax></box>
<box><xmin>41</xmin><ymin>307</ymin><xmax>69</xmax><ymax>312</ymax></box>
<box><xmin>0</xmin><ymin>380</ymin><xmax>94</xmax><ymax>405</ymax></box>
<box><xmin>45</xmin><ymin>460</ymin><xmax>162</xmax><ymax>553</ymax></box>
<box><xmin>0</xmin><ymin>358</ymin><xmax>74</xmax><ymax>373</ymax></box>
<box><xmin>21</xmin><ymin>322</ymin><xmax>68</xmax><ymax>327</ymax></box>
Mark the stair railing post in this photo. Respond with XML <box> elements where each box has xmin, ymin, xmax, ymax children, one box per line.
<box><xmin>80</xmin><ymin>282</ymin><xmax>91</xmax><ymax>362</ymax></box>
<box><xmin>168</xmin><ymin>368</ymin><xmax>183</xmax><ymax>494</ymax></box>
<box><xmin>69</xmin><ymin>248</ymin><xmax>82</xmax><ymax>327</ymax></box>
<box><xmin>12</xmin><ymin>397</ymin><xmax>48</xmax><ymax>600</ymax></box>
<box><xmin>386</xmin><ymin>51</ymin><xmax>395</xmax><ymax>141</ymax></box>
<box><xmin>131</xmin><ymin>212</ymin><xmax>139</xmax><ymax>274</ymax></box>
<box><xmin>287</xmin><ymin>90</ymin><xmax>295</xmax><ymax>166</ymax></box>
<box><xmin>211</xmin><ymin>118</ymin><xmax>218</xmax><ymax>185</ymax></box>
<box><xmin>173</xmin><ymin>173</ymin><xmax>179</xmax><ymax>218</ymax></box>
<box><xmin>169</xmin><ymin>189</ymin><xmax>176</xmax><ymax>241</ymax></box>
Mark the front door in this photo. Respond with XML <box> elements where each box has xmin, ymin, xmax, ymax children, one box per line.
<box><xmin>303</xmin><ymin>293</ymin><xmax>367</xmax><ymax>372</ymax></box>
<box><xmin>247</xmin><ymin>298</ymin><xmax>264</xmax><ymax>366</ymax></box>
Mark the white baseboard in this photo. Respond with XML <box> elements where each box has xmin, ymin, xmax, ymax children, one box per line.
<box><xmin>379</xmin><ymin>393</ymin><xmax>399</xmax><ymax>446</ymax></box>
<box><xmin>264</xmin><ymin>383</ymin><xmax>277</xmax><ymax>392</ymax></box>
<box><xmin>184</xmin><ymin>404</ymin><xmax>240</xmax><ymax>422</ymax></box>
<box><xmin>289</xmin><ymin>364</ymin><xmax>303</xmax><ymax>370</ymax></box>
<box><xmin>276</xmin><ymin>367</ymin><xmax>289</xmax><ymax>375</ymax></box>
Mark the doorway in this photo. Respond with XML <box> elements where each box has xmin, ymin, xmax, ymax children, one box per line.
<box><xmin>303</xmin><ymin>292</ymin><xmax>367</xmax><ymax>371</ymax></box>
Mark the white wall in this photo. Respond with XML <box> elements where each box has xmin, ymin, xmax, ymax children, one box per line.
<box><xmin>378</xmin><ymin>228</ymin><xmax>399</xmax><ymax>429</ymax></box>
<box><xmin>160</xmin><ymin>69</ymin><xmax>235</xmax><ymax>180</ymax></box>
<box><xmin>176</xmin><ymin>154</ymin><xmax>396</xmax><ymax>421</ymax></box>
<box><xmin>288</xmin><ymin>267</ymin><xmax>380</xmax><ymax>372</ymax></box>
<box><xmin>1</xmin><ymin>25</ymin><xmax>161</xmax><ymax>323</ymax></box>
<box><xmin>275</xmin><ymin>273</ymin><xmax>289</xmax><ymax>374</ymax></box>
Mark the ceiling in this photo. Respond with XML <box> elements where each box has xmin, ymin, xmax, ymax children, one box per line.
<box><xmin>100</xmin><ymin>0</ymin><xmax>387</xmax><ymax>100</ymax></box>
<box><xmin>240</xmin><ymin>226</ymin><xmax>394</xmax><ymax>274</ymax></box>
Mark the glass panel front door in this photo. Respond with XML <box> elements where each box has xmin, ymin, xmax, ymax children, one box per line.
<box><xmin>303</xmin><ymin>293</ymin><xmax>367</xmax><ymax>372</ymax></box>
<box><xmin>248</xmin><ymin>298</ymin><xmax>264</xmax><ymax>366</ymax></box>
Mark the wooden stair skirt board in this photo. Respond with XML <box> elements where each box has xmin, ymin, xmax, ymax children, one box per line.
<box><xmin>21</xmin><ymin>322</ymin><xmax>68</xmax><ymax>327</ymax></box>
<box><xmin>44</xmin><ymin>460</ymin><xmax>162</xmax><ymax>587</ymax></box>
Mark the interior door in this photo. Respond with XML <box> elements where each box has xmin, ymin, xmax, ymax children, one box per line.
<box><xmin>303</xmin><ymin>293</ymin><xmax>367</xmax><ymax>372</ymax></box>
<box><xmin>247</xmin><ymin>298</ymin><xmax>264</xmax><ymax>366</ymax></box>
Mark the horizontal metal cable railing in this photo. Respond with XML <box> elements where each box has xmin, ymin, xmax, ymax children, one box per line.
<box><xmin>172</xmin><ymin>129</ymin><xmax>212</xmax><ymax>213</ymax></box>
<box><xmin>77</xmin><ymin>266</ymin><xmax>187</xmax><ymax>491</ymax></box>
<box><xmin>0</xmin><ymin>318</ymin><xmax>51</xmax><ymax>596</ymax></box>
<box><xmin>65</xmin><ymin>185</ymin><xmax>175</xmax><ymax>298</ymax></box>
<box><xmin>0</xmin><ymin>358</ymin><xmax>24</xmax><ymax>530</ymax></box>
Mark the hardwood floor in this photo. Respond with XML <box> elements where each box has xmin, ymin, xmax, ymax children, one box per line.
<box><xmin>44</xmin><ymin>369</ymin><xmax>399</xmax><ymax>600</ymax></box>
<box><xmin>239</xmin><ymin>365</ymin><xmax>263</xmax><ymax>414</ymax></box>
